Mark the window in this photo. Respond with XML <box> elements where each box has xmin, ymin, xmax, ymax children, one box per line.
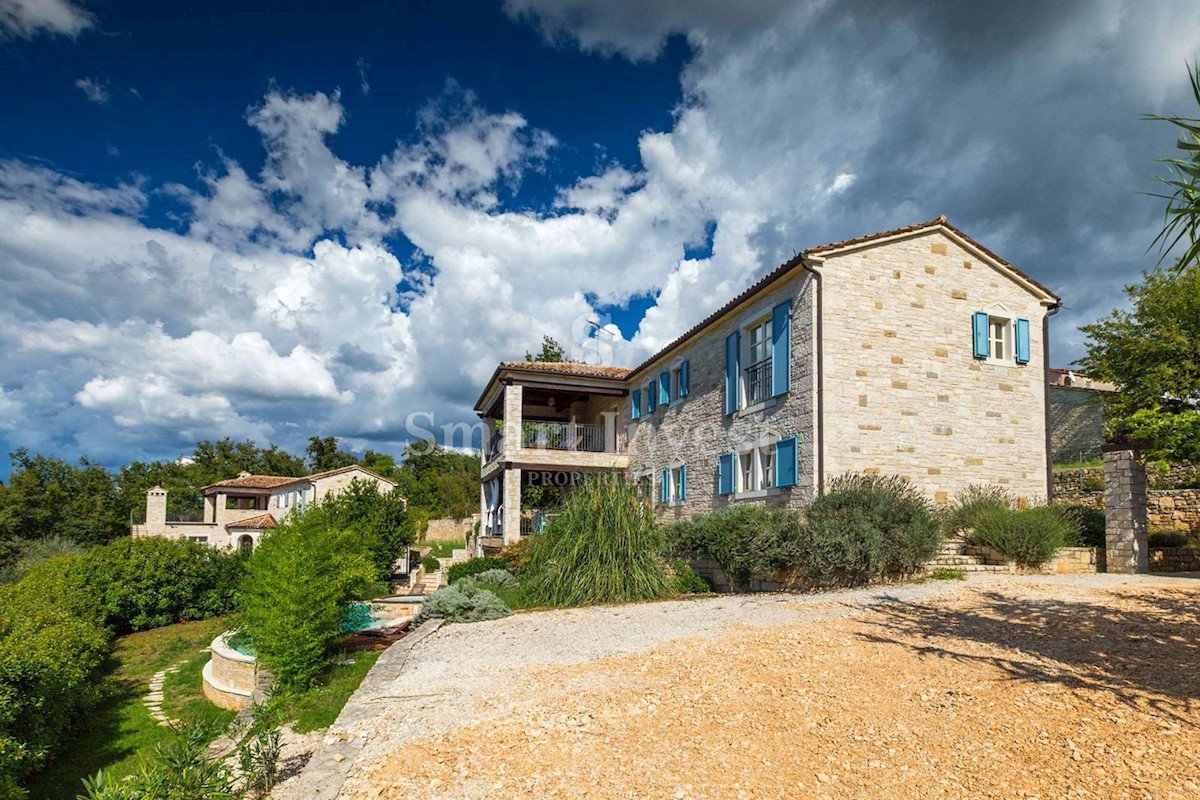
<box><xmin>989</xmin><ymin>317</ymin><xmax>1010</xmax><ymax>361</ymax></box>
<box><xmin>744</xmin><ymin>317</ymin><xmax>773</xmax><ymax>406</ymax></box>
<box><xmin>759</xmin><ymin>445</ymin><xmax>776</xmax><ymax>490</ymax></box>
<box><xmin>739</xmin><ymin>451</ymin><xmax>754</xmax><ymax>493</ymax></box>
<box><xmin>637</xmin><ymin>473</ymin><xmax>652</xmax><ymax>498</ymax></box>
<box><xmin>736</xmin><ymin>443</ymin><xmax>778</xmax><ymax>493</ymax></box>
<box><xmin>671</xmin><ymin>466</ymin><xmax>685</xmax><ymax>502</ymax></box>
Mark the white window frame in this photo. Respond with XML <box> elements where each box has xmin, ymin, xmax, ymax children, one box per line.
<box><xmin>636</xmin><ymin>470</ymin><xmax>654</xmax><ymax>501</ymax></box>
<box><xmin>668</xmin><ymin>464</ymin><xmax>685</xmax><ymax>506</ymax></box>
<box><xmin>671</xmin><ymin>364</ymin><xmax>683</xmax><ymax>404</ymax></box>
<box><xmin>734</xmin><ymin>437</ymin><xmax>781</xmax><ymax>499</ymax></box>
<box><xmin>987</xmin><ymin>314</ymin><xmax>1013</xmax><ymax>365</ymax></box>
<box><xmin>736</xmin><ymin>303</ymin><xmax>777</xmax><ymax>414</ymax></box>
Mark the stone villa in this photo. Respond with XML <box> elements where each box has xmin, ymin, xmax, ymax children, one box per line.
<box><xmin>475</xmin><ymin>216</ymin><xmax>1060</xmax><ymax>550</ymax></box>
<box><xmin>132</xmin><ymin>464</ymin><xmax>397</xmax><ymax>551</ymax></box>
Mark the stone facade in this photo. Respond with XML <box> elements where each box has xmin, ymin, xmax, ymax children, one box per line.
<box><xmin>815</xmin><ymin>228</ymin><xmax>1052</xmax><ymax>503</ymax></box>
<box><xmin>1149</xmin><ymin>547</ymin><xmax>1200</xmax><ymax>572</ymax></box>
<box><xmin>624</xmin><ymin>273</ymin><xmax>816</xmax><ymax>520</ymax></box>
<box><xmin>1048</xmin><ymin>385</ymin><xmax>1107</xmax><ymax>464</ymax></box>
<box><xmin>1103</xmin><ymin>449</ymin><xmax>1149</xmax><ymax>574</ymax></box>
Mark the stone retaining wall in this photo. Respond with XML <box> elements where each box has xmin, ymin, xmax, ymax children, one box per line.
<box><xmin>424</xmin><ymin>515</ymin><xmax>478</xmax><ymax>541</ymax></box>
<box><xmin>1149</xmin><ymin>547</ymin><xmax>1200</xmax><ymax>573</ymax></box>
<box><xmin>1031</xmin><ymin>547</ymin><xmax>1103</xmax><ymax>574</ymax></box>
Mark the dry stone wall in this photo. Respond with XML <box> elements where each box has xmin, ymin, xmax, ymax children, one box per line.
<box><xmin>1048</xmin><ymin>385</ymin><xmax>1106</xmax><ymax>464</ymax></box>
<box><xmin>1054</xmin><ymin>469</ymin><xmax>1200</xmax><ymax>534</ymax></box>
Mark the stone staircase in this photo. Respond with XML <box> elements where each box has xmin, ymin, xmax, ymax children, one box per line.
<box><xmin>926</xmin><ymin>537</ymin><xmax>1012</xmax><ymax>573</ymax></box>
<box><xmin>416</xmin><ymin>548</ymin><xmax>471</xmax><ymax>596</ymax></box>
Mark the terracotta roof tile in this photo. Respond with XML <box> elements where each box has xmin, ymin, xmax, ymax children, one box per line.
<box><xmin>201</xmin><ymin>474</ymin><xmax>300</xmax><ymax>491</ymax></box>
<box><xmin>498</xmin><ymin>361</ymin><xmax>632</xmax><ymax>380</ymax></box>
<box><xmin>226</xmin><ymin>513</ymin><xmax>277</xmax><ymax>530</ymax></box>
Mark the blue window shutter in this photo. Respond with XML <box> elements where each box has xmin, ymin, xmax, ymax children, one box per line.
<box><xmin>972</xmin><ymin>311</ymin><xmax>989</xmax><ymax>359</ymax></box>
<box><xmin>1015</xmin><ymin>318</ymin><xmax>1030</xmax><ymax>364</ymax></box>
<box><xmin>718</xmin><ymin>453</ymin><xmax>734</xmax><ymax>495</ymax></box>
<box><xmin>724</xmin><ymin>331</ymin><xmax>740</xmax><ymax>414</ymax></box>
<box><xmin>631</xmin><ymin>388</ymin><xmax>641</xmax><ymax>420</ymax></box>
<box><xmin>680</xmin><ymin>464</ymin><xmax>687</xmax><ymax>500</ymax></box>
<box><xmin>772</xmin><ymin>299</ymin><xmax>792</xmax><ymax>396</ymax></box>
<box><xmin>648</xmin><ymin>381</ymin><xmax>657</xmax><ymax>413</ymax></box>
<box><xmin>661</xmin><ymin>469</ymin><xmax>669</xmax><ymax>503</ymax></box>
<box><xmin>680</xmin><ymin>360</ymin><xmax>689</xmax><ymax>397</ymax></box>
<box><xmin>660</xmin><ymin>371</ymin><xmax>670</xmax><ymax>406</ymax></box>
<box><xmin>776</xmin><ymin>437</ymin><xmax>798</xmax><ymax>488</ymax></box>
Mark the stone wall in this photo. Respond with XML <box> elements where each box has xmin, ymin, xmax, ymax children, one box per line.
<box><xmin>1048</xmin><ymin>385</ymin><xmax>1106</xmax><ymax>464</ymax></box>
<box><xmin>424</xmin><ymin>515</ymin><xmax>478</xmax><ymax>541</ymax></box>
<box><xmin>816</xmin><ymin>229</ymin><xmax>1051</xmax><ymax>504</ymax></box>
<box><xmin>1031</xmin><ymin>547</ymin><xmax>1103</xmax><ymax>574</ymax></box>
<box><xmin>1103</xmin><ymin>449</ymin><xmax>1149</xmax><ymax>574</ymax></box>
<box><xmin>625</xmin><ymin>271</ymin><xmax>817</xmax><ymax>520</ymax></box>
<box><xmin>1054</xmin><ymin>472</ymin><xmax>1200</xmax><ymax>535</ymax></box>
<box><xmin>1149</xmin><ymin>547</ymin><xmax>1200</xmax><ymax>572</ymax></box>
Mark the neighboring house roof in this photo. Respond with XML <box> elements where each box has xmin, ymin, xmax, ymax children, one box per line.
<box><xmin>625</xmin><ymin>216</ymin><xmax>1060</xmax><ymax>381</ymax></box>
<box><xmin>202</xmin><ymin>473</ymin><xmax>300</xmax><ymax>491</ymax></box>
<box><xmin>1049</xmin><ymin>368</ymin><xmax>1117</xmax><ymax>392</ymax></box>
<box><xmin>226</xmin><ymin>513</ymin><xmax>277</xmax><ymax>530</ymax></box>
<box><xmin>202</xmin><ymin>465</ymin><xmax>397</xmax><ymax>494</ymax></box>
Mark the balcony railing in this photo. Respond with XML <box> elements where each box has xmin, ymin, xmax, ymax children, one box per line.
<box><xmin>745</xmin><ymin>359</ymin><xmax>773</xmax><ymax>405</ymax></box>
<box><xmin>522</xmin><ymin>421</ymin><xmax>607</xmax><ymax>452</ymax></box>
<box><xmin>520</xmin><ymin>509</ymin><xmax>558</xmax><ymax>536</ymax></box>
<box><xmin>485</xmin><ymin>434</ymin><xmax>504</xmax><ymax>461</ymax></box>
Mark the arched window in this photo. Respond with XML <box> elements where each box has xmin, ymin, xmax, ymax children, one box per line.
<box><xmin>238</xmin><ymin>535</ymin><xmax>254</xmax><ymax>556</ymax></box>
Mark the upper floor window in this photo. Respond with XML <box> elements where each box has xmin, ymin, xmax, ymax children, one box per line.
<box><xmin>973</xmin><ymin>310</ymin><xmax>1030</xmax><ymax>365</ymax></box>
<box><xmin>726</xmin><ymin>299</ymin><xmax>792</xmax><ymax>414</ymax></box>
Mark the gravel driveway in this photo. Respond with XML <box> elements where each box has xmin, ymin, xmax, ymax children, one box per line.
<box><xmin>274</xmin><ymin>572</ymin><xmax>1200</xmax><ymax>799</ymax></box>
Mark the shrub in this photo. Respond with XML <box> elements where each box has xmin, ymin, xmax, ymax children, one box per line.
<box><xmin>237</xmin><ymin>511</ymin><xmax>382</xmax><ymax>690</ymax></box>
<box><xmin>446</xmin><ymin>556</ymin><xmax>504</xmax><ymax>585</ymax></box>
<box><xmin>303</xmin><ymin>482</ymin><xmax>415</xmax><ymax>581</ymax></box>
<box><xmin>0</xmin><ymin>560</ymin><xmax>110</xmax><ymax>789</ymax></box>
<box><xmin>1054</xmin><ymin>503</ymin><xmax>1106</xmax><ymax>547</ymax></box>
<box><xmin>496</xmin><ymin>538</ymin><xmax>533</xmax><ymax>577</ymax></box>
<box><xmin>668</xmin><ymin>559</ymin><xmax>711</xmax><ymax>594</ymax></box>
<box><xmin>969</xmin><ymin>506</ymin><xmax>1080</xmax><ymax>567</ymax></box>
<box><xmin>74</xmin><ymin>537</ymin><xmax>244</xmax><ymax>633</ymax></box>
<box><xmin>522</xmin><ymin>475</ymin><xmax>673</xmax><ymax>607</ymax></box>
<box><xmin>666</xmin><ymin>505</ymin><xmax>803</xmax><ymax>586</ymax></box>
<box><xmin>414</xmin><ymin>584</ymin><xmax>511</xmax><ymax>625</ymax></box>
<box><xmin>802</xmin><ymin>473</ymin><xmax>941</xmax><ymax>582</ymax></box>
<box><xmin>0</xmin><ymin>536</ymin><xmax>86</xmax><ymax>584</ymax></box>
<box><xmin>459</xmin><ymin>568</ymin><xmax>518</xmax><ymax>589</ymax></box>
<box><xmin>1148</xmin><ymin>529</ymin><xmax>1190</xmax><ymax>548</ymax></box>
<box><xmin>419</xmin><ymin>554</ymin><xmax>441</xmax><ymax>574</ymax></box>
<box><xmin>941</xmin><ymin>484</ymin><xmax>1013</xmax><ymax>536</ymax></box>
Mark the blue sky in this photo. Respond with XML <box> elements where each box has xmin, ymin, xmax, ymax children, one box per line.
<box><xmin>1</xmin><ymin>0</ymin><xmax>1198</xmax><ymax>474</ymax></box>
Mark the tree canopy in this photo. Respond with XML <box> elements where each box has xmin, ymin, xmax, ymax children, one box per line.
<box><xmin>525</xmin><ymin>335</ymin><xmax>568</xmax><ymax>362</ymax></box>
<box><xmin>1077</xmin><ymin>263</ymin><xmax>1200</xmax><ymax>461</ymax></box>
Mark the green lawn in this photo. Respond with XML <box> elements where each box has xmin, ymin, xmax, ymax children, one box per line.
<box><xmin>26</xmin><ymin>617</ymin><xmax>234</xmax><ymax>799</ymax></box>
<box><xmin>274</xmin><ymin>649</ymin><xmax>383</xmax><ymax>732</ymax></box>
<box><xmin>423</xmin><ymin>538</ymin><xmax>464</xmax><ymax>559</ymax></box>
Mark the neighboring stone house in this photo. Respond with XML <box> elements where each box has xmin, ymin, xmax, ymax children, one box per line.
<box><xmin>1048</xmin><ymin>368</ymin><xmax>1116</xmax><ymax>464</ymax></box>
<box><xmin>475</xmin><ymin>217</ymin><xmax>1061</xmax><ymax>550</ymax></box>
<box><xmin>131</xmin><ymin>464</ymin><xmax>398</xmax><ymax>551</ymax></box>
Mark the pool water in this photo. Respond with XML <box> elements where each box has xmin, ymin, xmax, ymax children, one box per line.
<box><xmin>341</xmin><ymin>602</ymin><xmax>374</xmax><ymax>633</ymax></box>
<box><xmin>227</xmin><ymin>631</ymin><xmax>257</xmax><ymax>657</ymax></box>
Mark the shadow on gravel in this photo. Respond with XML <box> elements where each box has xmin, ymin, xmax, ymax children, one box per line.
<box><xmin>858</xmin><ymin>587</ymin><xmax>1200</xmax><ymax>723</ymax></box>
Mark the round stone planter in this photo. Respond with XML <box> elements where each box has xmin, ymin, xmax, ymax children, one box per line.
<box><xmin>202</xmin><ymin>632</ymin><xmax>258</xmax><ymax>711</ymax></box>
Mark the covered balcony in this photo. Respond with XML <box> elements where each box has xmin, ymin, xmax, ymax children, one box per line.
<box><xmin>475</xmin><ymin>361</ymin><xmax>632</xmax><ymax>547</ymax></box>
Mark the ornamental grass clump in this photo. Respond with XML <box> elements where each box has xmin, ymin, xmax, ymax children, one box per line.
<box><xmin>968</xmin><ymin>506</ymin><xmax>1080</xmax><ymax>568</ymax></box>
<box><xmin>522</xmin><ymin>475</ymin><xmax>673</xmax><ymax>607</ymax></box>
<box><xmin>941</xmin><ymin>484</ymin><xmax>1014</xmax><ymax>537</ymax></box>
<box><xmin>414</xmin><ymin>583</ymin><xmax>511</xmax><ymax>625</ymax></box>
<box><xmin>457</xmin><ymin>568</ymin><xmax>518</xmax><ymax>589</ymax></box>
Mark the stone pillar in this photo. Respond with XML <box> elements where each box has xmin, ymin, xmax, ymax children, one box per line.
<box><xmin>143</xmin><ymin>486</ymin><xmax>167</xmax><ymax>536</ymax></box>
<box><xmin>214</xmin><ymin>492</ymin><xmax>229</xmax><ymax>528</ymax></box>
<box><xmin>502</xmin><ymin>465</ymin><xmax>522</xmax><ymax>546</ymax></box>
<box><xmin>1103</xmin><ymin>448</ymin><xmax>1149</xmax><ymax>574</ymax></box>
<box><xmin>502</xmin><ymin>384</ymin><xmax>523</xmax><ymax>454</ymax></box>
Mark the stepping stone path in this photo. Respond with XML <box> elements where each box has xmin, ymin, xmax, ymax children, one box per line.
<box><xmin>144</xmin><ymin>648</ymin><xmax>207</xmax><ymax>727</ymax></box>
